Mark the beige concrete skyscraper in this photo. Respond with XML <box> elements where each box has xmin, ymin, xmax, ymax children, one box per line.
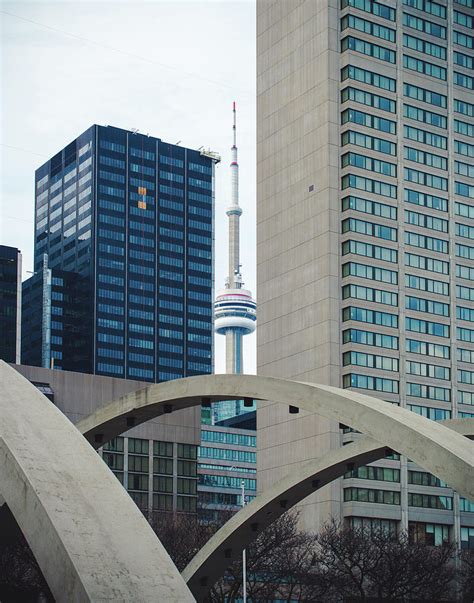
<box><xmin>257</xmin><ymin>0</ymin><xmax>474</xmax><ymax>549</ymax></box>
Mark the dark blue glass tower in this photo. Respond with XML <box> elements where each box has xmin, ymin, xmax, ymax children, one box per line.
<box><xmin>31</xmin><ymin>125</ymin><xmax>215</xmax><ymax>381</ymax></box>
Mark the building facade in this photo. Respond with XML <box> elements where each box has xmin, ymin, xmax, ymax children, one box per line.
<box><xmin>0</xmin><ymin>245</ymin><xmax>22</xmax><ymax>363</ymax></box>
<box><xmin>257</xmin><ymin>0</ymin><xmax>474</xmax><ymax>549</ymax></box>
<box><xmin>12</xmin><ymin>364</ymin><xmax>201</xmax><ymax>514</ymax></box>
<box><xmin>198</xmin><ymin>417</ymin><xmax>257</xmax><ymax>522</ymax></box>
<box><xmin>29</xmin><ymin>124</ymin><xmax>215</xmax><ymax>382</ymax></box>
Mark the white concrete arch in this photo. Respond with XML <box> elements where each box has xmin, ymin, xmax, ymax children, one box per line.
<box><xmin>182</xmin><ymin>419</ymin><xmax>474</xmax><ymax>601</ymax></box>
<box><xmin>0</xmin><ymin>361</ymin><xmax>194</xmax><ymax>602</ymax></box>
<box><xmin>76</xmin><ymin>374</ymin><xmax>474</xmax><ymax>501</ymax></box>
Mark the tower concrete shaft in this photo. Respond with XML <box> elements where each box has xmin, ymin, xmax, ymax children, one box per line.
<box><xmin>215</xmin><ymin>103</ymin><xmax>256</xmax><ymax>385</ymax></box>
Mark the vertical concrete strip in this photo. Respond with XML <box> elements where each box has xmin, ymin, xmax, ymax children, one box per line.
<box><xmin>0</xmin><ymin>361</ymin><xmax>194</xmax><ymax>602</ymax></box>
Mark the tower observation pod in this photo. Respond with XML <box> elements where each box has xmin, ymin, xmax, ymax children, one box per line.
<box><xmin>214</xmin><ymin>103</ymin><xmax>257</xmax><ymax>379</ymax></box>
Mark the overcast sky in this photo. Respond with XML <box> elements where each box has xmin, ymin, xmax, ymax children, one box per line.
<box><xmin>0</xmin><ymin>0</ymin><xmax>256</xmax><ymax>374</ymax></box>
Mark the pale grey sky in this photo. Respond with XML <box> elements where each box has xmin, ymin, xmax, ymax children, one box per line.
<box><xmin>0</xmin><ymin>0</ymin><xmax>256</xmax><ymax>374</ymax></box>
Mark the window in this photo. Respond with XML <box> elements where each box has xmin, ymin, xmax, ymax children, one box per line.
<box><xmin>457</xmin><ymin>222</ymin><xmax>474</xmax><ymax>239</ymax></box>
<box><xmin>406</xmin><ymin>339</ymin><xmax>450</xmax><ymax>359</ymax></box>
<box><xmin>406</xmin><ymin>317</ymin><xmax>449</xmax><ymax>337</ymax></box>
<box><xmin>404</xmin><ymin>189</ymin><xmax>447</xmax><ymax>212</ymax></box>
<box><xmin>404</xmin><ymin>125</ymin><xmax>447</xmax><ymax>150</ymax></box>
<box><xmin>455</xmin><ymin>140</ymin><xmax>474</xmax><ymax>159</ymax></box>
<box><xmin>406</xmin><ymin>361</ymin><xmax>450</xmax><ymax>380</ymax></box>
<box><xmin>343</xmin><ymin>306</ymin><xmax>398</xmax><ymax>328</ymax></box>
<box><xmin>343</xmin><ymin>351</ymin><xmax>398</xmax><ymax>372</ymax></box>
<box><xmin>408</xmin><ymin>404</ymin><xmax>451</xmax><ymax>420</ymax></box>
<box><xmin>458</xmin><ymin>326</ymin><xmax>474</xmax><ymax>342</ymax></box>
<box><xmin>409</xmin><ymin>522</ymin><xmax>449</xmax><ymax>546</ymax></box>
<box><xmin>404</xmin><ymin>104</ymin><xmax>446</xmax><ymax>129</ymax></box>
<box><xmin>341</xmin><ymin>108</ymin><xmax>396</xmax><ymax>134</ymax></box>
<box><xmin>460</xmin><ymin>498</ymin><xmax>474</xmax><ymax>512</ymax></box>
<box><xmin>342</xmin><ymin>262</ymin><xmax>398</xmax><ymax>285</ymax></box>
<box><xmin>341</xmin><ymin>130</ymin><xmax>396</xmax><ymax>155</ymax></box>
<box><xmin>343</xmin><ymin>329</ymin><xmax>399</xmax><ymax>350</ymax></box>
<box><xmin>453</xmin><ymin>30</ymin><xmax>474</xmax><ymax>50</ymax></box>
<box><xmin>341</xmin><ymin>36</ymin><xmax>396</xmax><ymax>63</ymax></box>
<box><xmin>341</xmin><ymin>0</ymin><xmax>395</xmax><ymax>20</ymax></box>
<box><xmin>408</xmin><ymin>494</ymin><xmax>453</xmax><ymax>510</ymax></box>
<box><xmin>406</xmin><ymin>296</ymin><xmax>449</xmax><ymax>317</ymax></box>
<box><xmin>342</xmin><ymin>218</ymin><xmax>397</xmax><ymax>241</ymax></box>
<box><xmin>455</xmin><ymin>119</ymin><xmax>474</xmax><ymax>138</ymax></box>
<box><xmin>341</xmin><ymin>14</ymin><xmax>396</xmax><ymax>42</ymax></box>
<box><xmin>455</xmin><ymin>72</ymin><xmax>474</xmax><ymax>91</ymax></box>
<box><xmin>403</xmin><ymin>55</ymin><xmax>447</xmax><ymax>80</ymax></box>
<box><xmin>342</xmin><ymin>153</ymin><xmax>396</xmax><ymax>177</ymax></box>
<box><xmin>405</xmin><ymin>231</ymin><xmax>448</xmax><ymax>253</ymax></box>
<box><xmin>345</xmin><ymin>465</ymin><xmax>400</xmax><ymax>481</ymax></box>
<box><xmin>457</xmin><ymin>286</ymin><xmax>474</xmax><ymax>302</ymax></box>
<box><xmin>461</xmin><ymin>527</ymin><xmax>474</xmax><ymax>550</ymax></box>
<box><xmin>404</xmin><ymin>147</ymin><xmax>447</xmax><ymax>172</ymax></box>
<box><xmin>404</xmin><ymin>168</ymin><xmax>448</xmax><ymax>191</ymax></box>
<box><xmin>342</xmin><ymin>195</ymin><xmax>396</xmax><ymax>219</ymax></box>
<box><xmin>341</xmin><ymin>64</ymin><xmax>396</xmax><ymax>92</ymax></box>
<box><xmin>403</xmin><ymin>12</ymin><xmax>446</xmax><ymax>38</ymax></box>
<box><xmin>341</xmin><ymin>88</ymin><xmax>395</xmax><ymax>114</ymax></box>
<box><xmin>407</xmin><ymin>383</ymin><xmax>451</xmax><ymax>401</ymax></box>
<box><xmin>403</xmin><ymin>83</ymin><xmax>446</xmax><ymax>108</ymax></box>
<box><xmin>344</xmin><ymin>487</ymin><xmax>400</xmax><ymax>505</ymax></box>
<box><xmin>342</xmin><ymin>283</ymin><xmax>398</xmax><ymax>306</ymax></box>
<box><xmin>403</xmin><ymin>34</ymin><xmax>447</xmax><ymax>60</ymax></box>
<box><xmin>457</xmin><ymin>243</ymin><xmax>474</xmax><ymax>260</ymax></box>
<box><xmin>343</xmin><ymin>373</ymin><xmax>395</xmax><ymax>393</ymax></box>
<box><xmin>342</xmin><ymin>240</ymin><xmax>397</xmax><ymax>263</ymax></box>
<box><xmin>405</xmin><ymin>209</ymin><xmax>448</xmax><ymax>233</ymax></box>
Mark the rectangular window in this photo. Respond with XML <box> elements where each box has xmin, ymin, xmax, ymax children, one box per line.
<box><xmin>404</xmin><ymin>189</ymin><xmax>447</xmax><ymax>212</ymax></box>
<box><xmin>403</xmin><ymin>83</ymin><xmax>446</xmax><ymax>108</ymax></box>
<box><xmin>405</xmin><ymin>209</ymin><xmax>448</xmax><ymax>233</ymax></box>
<box><xmin>453</xmin><ymin>30</ymin><xmax>474</xmax><ymax>50</ymax></box>
<box><xmin>405</xmin><ymin>253</ymin><xmax>449</xmax><ymax>274</ymax></box>
<box><xmin>342</xmin><ymin>130</ymin><xmax>396</xmax><ymax>156</ymax></box>
<box><xmin>341</xmin><ymin>14</ymin><xmax>396</xmax><ymax>42</ymax></box>
<box><xmin>406</xmin><ymin>361</ymin><xmax>450</xmax><ymax>380</ymax></box>
<box><xmin>342</xmin><ymin>217</ymin><xmax>397</xmax><ymax>241</ymax></box>
<box><xmin>409</xmin><ymin>404</ymin><xmax>451</xmax><ymax>420</ymax></box>
<box><xmin>406</xmin><ymin>338</ymin><xmax>450</xmax><ymax>359</ymax></box>
<box><xmin>342</xmin><ymin>283</ymin><xmax>398</xmax><ymax>306</ymax></box>
<box><xmin>405</xmin><ymin>231</ymin><xmax>448</xmax><ymax>253</ymax></box>
<box><xmin>403</xmin><ymin>33</ymin><xmax>447</xmax><ymax>60</ymax></box>
<box><xmin>342</xmin><ymin>261</ymin><xmax>398</xmax><ymax>284</ymax></box>
<box><xmin>405</xmin><ymin>317</ymin><xmax>450</xmax><ymax>338</ymax></box>
<box><xmin>341</xmin><ymin>64</ymin><xmax>396</xmax><ymax>92</ymax></box>
<box><xmin>404</xmin><ymin>147</ymin><xmax>447</xmax><ymax>172</ymax></box>
<box><xmin>341</xmin><ymin>0</ymin><xmax>396</xmax><ymax>20</ymax></box>
<box><xmin>454</xmin><ymin>72</ymin><xmax>474</xmax><ymax>91</ymax></box>
<box><xmin>343</xmin><ymin>373</ymin><xmax>399</xmax><ymax>393</ymax></box>
<box><xmin>341</xmin><ymin>174</ymin><xmax>397</xmax><ymax>199</ymax></box>
<box><xmin>341</xmin><ymin>87</ymin><xmax>395</xmax><ymax>113</ymax></box>
<box><xmin>341</xmin><ymin>36</ymin><xmax>396</xmax><ymax>63</ymax></box>
<box><xmin>404</xmin><ymin>125</ymin><xmax>447</xmax><ymax>150</ymax></box>
<box><xmin>404</xmin><ymin>104</ymin><xmax>447</xmax><ymax>129</ymax></box>
<box><xmin>344</xmin><ymin>487</ymin><xmax>400</xmax><ymax>505</ymax></box>
<box><xmin>404</xmin><ymin>168</ymin><xmax>448</xmax><ymax>192</ymax></box>
<box><xmin>403</xmin><ymin>12</ymin><xmax>446</xmax><ymax>38</ymax></box>
<box><xmin>455</xmin><ymin>119</ymin><xmax>474</xmax><ymax>138</ymax></box>
<box><xmin>343</xmin><ymin>306</ymin><xmax>398</xmax><ymax>328</ymax></box>
<box><xmin>342</xmin><ymin>195</ymin><xmax>397</xmax><ymax>219</ymax></box>
<box><xmin>341</xmin><ymin>108</ymin><xmax>396</xmax><ymax>134</ymax></box>
<box><xmin>406</xmin><ymin>296</ymin><xmax>449</xmax><ymax>317</ymax></box>
<box><xmin>403</xmin><ymin>0</ymin><xmax>446</xmax><ymax>17</ymax></box>
<box><xmin>403</xmin><ymin>54</ymin><xmax>447</xmax><ymax>80</ymax></box>
<box><xmin>343</xmin><ymin>351</ymin><xmax>398</xmax><ymax>372</ymax></box>
<box><xmin>455</xmin><ymin>140</ymin><xmax>474</xmax><ymax>159</ymax></box>
<box><xmin>408</xmin><ymin>493</ymin><xmax>453</xmax><ymax>510</ymax></box>
<box><xmin>342</xmin><ymin>239</ymin><xmax>397</xmax><ymax>264</ymax></box>
<box><xmin>342</xmin><ymin>152</ymin><xmax>396</xmax><ymax>178</ymax></box>
<box><xmin>406</xmin><ymin>273</ymin><xmax>449</xmax><ymax>296</ymax></box>
<box><xmin>343</xmin><ymin>328</ymin><xmax>399</xmax><ymax>349</ymax></box>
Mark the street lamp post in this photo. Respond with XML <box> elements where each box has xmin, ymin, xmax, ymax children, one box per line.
<box><xmin>241</xmin><ymin>479</ymin><xmax>247</xmax><ymax>603</ymax></box>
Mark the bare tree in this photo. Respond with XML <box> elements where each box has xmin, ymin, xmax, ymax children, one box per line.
<box><xmin>458</xmin><ymin>549</ymin><xmax>474</xmax><ymax>602</ymax></box>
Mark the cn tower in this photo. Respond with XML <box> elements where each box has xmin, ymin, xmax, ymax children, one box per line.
<box><xmin>215</xmin><ymin>103</ymin><xmax>257</xmax><ymax>382</ymax></box>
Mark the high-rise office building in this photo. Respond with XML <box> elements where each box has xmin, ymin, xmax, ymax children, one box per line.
<box><xmin>0</xmin><ymin>245</ymin><xmax>22</xmax><ymax>363</ymax></box>
<box><xmin>257</xmin><ymin>0</ymin><xmax>474</xmax><ymax>549</ymax></box>
<box><xmin>28</xmin><ymin>124</ymin><xmax>217</xmax><ymax>382</ymax></box>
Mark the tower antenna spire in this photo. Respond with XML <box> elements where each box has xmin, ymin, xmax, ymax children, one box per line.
<box><xmin>214</xmin><ymin>103</ymin><xmax>257</xmax><ymax>406</ymax></box>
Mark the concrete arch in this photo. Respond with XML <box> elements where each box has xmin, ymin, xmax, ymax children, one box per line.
<box><xmin>76</xmin><ymin>374</ymin><xmax>474</xmax><ymax>501</ymax></box>
<box><xmin>0</xmin><ymin>361</ymin><xmax>194</xmax><ymax>602</ymax></box>
<box><xmin>182</xmin><ymin>419</ymin><xmax>474</xmax><ymax>600</ymax></box>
